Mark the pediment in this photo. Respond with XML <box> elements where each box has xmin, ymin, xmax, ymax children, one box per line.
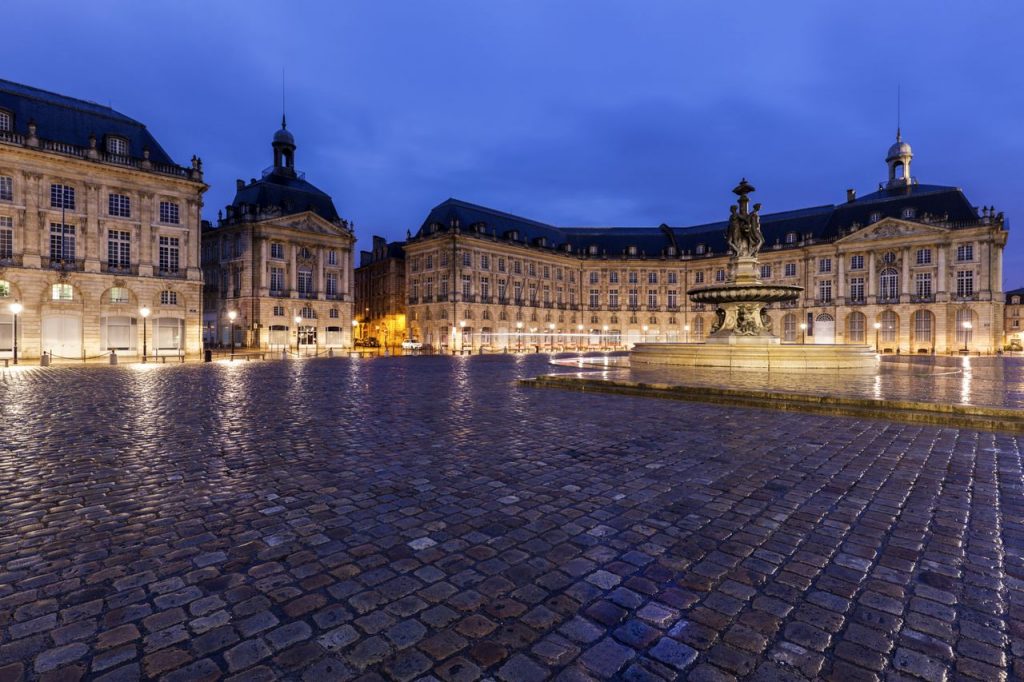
<box><xmin>262</xmin><ymin>211</ymin><xmax>350</xmax><ymax>237</ymax></box>
<box><xmin>837</xmin><ymin>218</ymin><xmax>947</xmax><ymax>243</ymax></box>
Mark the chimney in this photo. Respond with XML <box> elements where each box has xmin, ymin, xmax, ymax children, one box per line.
<box><xmin>236</xmin><ymin>179</ymin><xmax>245</xmax><ymax>190</ymax></box>
<box><xmin>846</xmin><ymin>189</ymin><xmax>856</xmax><ymax>203</ymax></box>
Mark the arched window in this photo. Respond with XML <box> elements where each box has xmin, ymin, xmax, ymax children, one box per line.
<box><xmin>847</xmin><ymin>311</ymin><xmax>866</xmax><ymax>343</ymax></box>
<box><xmin>693</xmin><ymin>316</ymin><xmax>705</xmax><ymax>341</ymax></box>
<box><xmin>880</xmin><ymin>268</ymin><xmax>899</xmax><ymax>300</ymax></box>
<box><xmin>913</xmin><ymin>310</ymin><xmax>933</xmax><ymax>345</ymax></box>
<box><xmin>782</xmin><ymin>313</ymin><xmax>797</xmax><ymax>342</ymax></box>
<box><xmin>880</xmin><ymin>310</ymin><xmax>898</xmax><ymax>343</ymax></box>
<box><xmin>0</xmin><ymin>109</ymin><xmax>12</xmax><ymax>132</ymax></box>
<box><xmin>0</xmin><ymin>280</ymin><xmax>10</xmax><ymax>297</ymax></box>
<box><xmin>299</xmin><ymin>306</ymin><xmax>316</xmax><ymax>319</ymax></box>
<box><xmin>894</xmin><ymin>162</ymin><xmax>905</xmax><ymax>179</ymax></box>
<box><xmin>955</xmin><ymin>308</ymin><xmax>975</xmax><ymax>346</ymax></box>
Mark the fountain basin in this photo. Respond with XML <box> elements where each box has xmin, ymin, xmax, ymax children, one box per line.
<box><xmin>689</xmin><ymin>282</ymin><xmax>803</xmax><ymax>305</ymax></box>
<box><xmin>631</xmin><ymin>342</ymin><xmax>878</xmax><ymax>372</ymax></box>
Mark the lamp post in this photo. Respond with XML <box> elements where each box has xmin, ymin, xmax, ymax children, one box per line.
<box><xmin>684</xmin><ymin>323</ymin><xmax>690</xmax><ymax>344</ymax></box>
<box><xmin>602</xmin><ymin>324</ymin><xmax>609</xmax><ymax>350</ymax></box>
<box><xmin>516</xmin><ymin>321</ymin><xmax>523</xmax><ymax>352</ymax></box>
<box><xmin>962</xmin><ymin>320</ymin><xmax>972</xmax><ymax>353</ymax></box>
<box><xmin>873</xmin><ymin>321</ymin><xmax>882</xmax><ymax>351</ymax></box>
<box><xmin>228</xmin><ymin>310</ymin><xmax>238</xmax><ymax>360</ymax></box>
<box><xmin>799</xmin><ymin>322</ymin><xmax>807</xmax><ymax>345</ymax></box>
<box><xmin>140</xmin><ymin>306</ymin><xmax>150</xmax><ymax>362</ymax></box>
<box><xmin>458</xmin><ymin>319</ymin><xmax>466</xmax><ymax>355</ymax></box>
<box><xmin>576</xmin><ymin>323</ymin><xmax>584</xmax><ymax>352</ymax></box>
<box><xmin>547</xmin><ymin>322</ymin><xmax>555</xmax><ymax>351</ymax></box>
<box><xmin>9</xmin><ymin>302</ymin><xmax>22</xmax><ymax>365</ymax></box>
<box><xmin>352</xmin><ymin>318</ymin><xmax>358</xmax><ymax>350</ymax></box>
<box><xmin>642</xmin><ymin>324</ymin><xmax>649</xmax><ymax>344</ymax></box>
<box><xmin>294</xmin><ymin>315</ymin><xmax>302</xmax><ymax>355</ymax></box>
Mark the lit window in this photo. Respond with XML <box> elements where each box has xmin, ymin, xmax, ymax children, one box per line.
<box><xmin>158</xmin><ymin>236</ymin><xmax>180</xmax><ymax>274</ymax></box>
<box><xmin>902</xmin><ymin>207</ymin><xmax>916</xmax><ymax>219</ymax></box>
<box><xmin>159</xmin><ymin>201</ymin><xmax>180</xmax><ymax>224</ymax></box>
<box><xmin>819</xmin><ymin>280</ymin><xmax>832</xmax><ymax>303</ymax></box>
<box><xmin>0</xmin><ymin>176</ymin><xmax>11</xmax><ymax>201</ymax></box>
<box><xmin>694</xmin><ymin>271</ymin><xmax>705</xmax><ymax>284</ymax></box>
<box><xmin>107</xmin><ymin>229</ymin><xmax>130</xmax><ymax>270</ymax></box>
<box><xmin>106</xmin><ymin>136</ymin><xmax>129</xmax><ymax>156</ymax></box>
<box><xmin>329</xmin><ymin>308</ymin><xmax>339</xmax><ymax>319</ymax></box>
<box><xmin>785</xmin><ymin>233</ymin><xmax>796</xmax><ymax>244</ymax></box>
<box><xmin>760</xmin><ymin>264</ymin><xmax>771</xmax><ymax>279</ymax></box>
<box><xmin>628</xmin><ymin>246</ymin><xmax>637</xmax><ymax>256</ymax></box>
<box><xmin>52</xmin><ymin>283</ymin><xmax>73</xmax><ymax>301</ymax></box>
<box><xmin>916</xmin><ymin>248</ymin><xmax>932</xmax><ymax>265</ymax></box>
<box><xmin>850</xmin><ymin>255</ymin><xmax>864</xmax><ymax>270</ymax></box>
<box><xmin>0</xmin><ymin>280</ymin><xmax>8</xmax><ymax>297</ymax></box>
<box><xmin>109</xmin><ymin>287</ymin><xmax>129</xmax><ymax>304</ymax></box>
<box><xmin>108</xmin><ymin>193</ymin><xmax>131</xmax><ymax>218</ymax></box>
<box><xmin>956</xmin><ymin>270</ymin><xmax>974</xmax><ymax>298</ymax></box>
<box><xmin>50</xmin><ymin>223</ymin><xmax>76</xmax><ymax>264</ymax></box>
<box><xmin>849</xmin><ymin>277</ymin><xmax>865</xmax><ymax>302</ymax></box>
<box><xmin>696</xmin><ymin>244</ymin><xmax>706</xmax><ymax>254</ymax></box>
<box><xmin>784</xmin><ymin>263</ymin><xmax>797</xmax><ymax>277</ymax></box>
<box><xmin>915</xmin><ymin>272</ymin><xmax>932</xmax><ymax>298</ymax></box>
<box><xmin>879</xmin><ymin>268</ymin><xmax>899</xmax><ymax>299</ymax></box>
<box><xmin>869</xmin><ymin>212</ymin><xmax>881</xmax><ymax>223</ymax></box>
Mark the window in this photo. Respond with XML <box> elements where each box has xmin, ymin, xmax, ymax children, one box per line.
<box><xmin>299</xmin><ymin>247</ymin><xmax>311</xmax><ymax>259</ymax></box>
<box><xmin>480</xmin><ymin>254</ymin><xmax>489</xmax><ymax>270</ymax></box>
<box><xmin>819</xmin><ymin>258</ymin><xmax>832</xmax><ymax>273</ymax></box>
<box><xmin>667</xmin><ymin>272</ymin><xmax>677</xmax><ymax>284</ymax></box>
<box><xmin>0</xmin><ymin>280</ymin><xmax>8</xmax><ymax>297</ymax></box>
<box><xmin>694</xmin><ymin>271</ymin><xmax>705</xmax><ymax>284</ymax></box>
<box><xmin>628</xmin><ymin>288</ymin><xmax>639</xmax><ymax>308</ymax></box>
<box><xmin>0</xmin><ymin>176</ymin><xmax>11</xmax><ymax>202</ymax></box>
<box><xmin>783</xmin><ymin>314</ymin><xmax>797</xmax><ymax>342</ymax></box>
<box><xmin>695</xmin><ymin>244</ymin><xmax>706</xmax><ymax>255</ymax></box>
<box><xmin>956</xmin><ymin>309</ymin><xmax>974</xmax><ymax>346</ymax></box>
<box><xmin>426</xmin><ymin>254</ymin><xmax>434</xmax><ymax>270</ymax></box>
<box><xmin>109</xmin><ymin>287</ymin><xmax>129</xmax><ymax>304</ymax></box>
<box><xmin>957</xmin><ymin>243</ymin><xmax>974</xmax><ymax>262</ymax></box>
<box><xmin>628</xmin><ymin>246</ymin><xmax>637</xmax><ymax>256</ymax></box>
<box><xmin>497</xmin><ymin>257</ymin><xmax>505</xmax><ymax>272</ymax></box>
<box><xmin>915</xmin><ymin>273</ymin><xmax>932</xmax><ymax>298</ymax></box>
<box><xmin>108</xmin><ymin>193</ymin><xmax>131</xmax><ymax>218</ymax></box>
<box><xmin>0</xmin><ymin>217</ymin><xmax>11</xmax><ymax>260</ymax></box>
<box><xmin>480</xmin><ymin>277</ymin><xmax>490</xmax><ymax>299</ymax></box>
<box><xmin>648</xmin><ymin>272</ymin><xmax>657</xmax><ymax>284</ymax></box>
<box><xmin>850</xmin><ymin>255</ymin><xmax>864</xmax><ymax>270</ymax></box>
<box><xmin>667</xmin><ymin>290</ymin><xmax>678</xmax><ymax>308</ymax></box>
<box><xmin>589</xmin><ymin>272</ymin><xmax>599</xmax><ymax>284</ymax></box>
<box><xmin>528</xmin><ymin>283</ymin><xmax>537</xmax><ymax>303</ymax></box>
<box><xmin>106</xmin><ymin>136</ymin><xmax>129</xmax><ymax>156</ymax></box>
<box><xmin>50</xmin><ymin>184</ymin><xmax>75</xmax><ymax>210</ymax></box>
<box><xmin>647</xmin><ymin>290</ymin><xmax>658</xmax><ymax>308</ymax></box>
<box><xmin>784</xmin><ymin>263</ymin><xmax>797</xmax><ymax>277</ymax></box>
<box><xmin>608</xmin><ymin>289</ymin><xmax>619</xmax><ymax>307</ymax></box>
<box><xmin>328</xmin><ymin>250</ymin><xmax>337</xmax><ymax>266</ymax></box>
<box><xmin>869</xmin><ymin>212</ymin><xmax>881</xmax><ymax>223</ymax></box>
<box><xmin>913</xmin><ymin>310</ymin><xmax>932</xmax><ymax>343</ymax></box>
<box><xmin>497</xmin><ymin>279</ymin><xmax>507</xmax><ymax>300</ymax></box>
<box><xmin>160</xmin><ymin>290</ymin><xmax>178</xmax><ymax>305</ymax></box>
<box><xmin>462</xmin><ymin>252</ymin><xmax>472</xmax><ymax>267</ymax></box>
<box><xmin>528</xmin><ymin>262</ymin><xmax>536</xmax><ymax>277</ymax></box>
<box><xmin>849</xmin><ymin>277</ymin><xmax>864</xmax><ymax>302</ymax></box>
<box><xmin>270</xmin><ymin>242</ymin><xmax>284</xmax><ymax>259</ymax></box>
<box><xmin>50</xmin><ymin>223</ymin><xmax>76</xmax><ymax>263</ymax></box>
<box><xmin>298</xmin><ymin>269</ymin><xmax>313</xmax><ymax>295</ymax></box>
<box><xmin>461</xmin><ymin>274</ymin><xmax>471</xmax><ymax>297</ymax></box>
<box><xmin>916</xmin><ymin>248</ymin><xmax>932</xmax><ymax>265</ymax></box>
<box><xmin>760</xmin><ymin>264</ymin><xmax>771</xmax><ymax>279</ymax></box>
<box><xmin>159</xmin><ymin>236</ymin><xmax>180</xmax><ymax>274</ymax></box>
<box><xmin>330</xmin><ymin>308</ymin><xmax>339</xmax><ymax>319</ymax></box>
<box><xmin>609</xmin><ymin>271</ymin><xmax>619</xmax><ymax>284</ymax></box>
<box><xmin>513</xmin><ymin>260</ymin><xmax>522</xmax><ymax>275</ymax></box>
<box><xmin>785</xmin><ymin>232</ymin><xmax>797</xmax><ymax>244</ymax></box>
<box><xmin>956</xmin><ymin>270</ymin><xmax>974</xmax><ymax>298</ymax></box>
<box><xmin>880</xmin><ymin>310</ymin><xmax>898</xmax><ymax>343</ymax></box>
<box><xmin>589</xmin><ymin>245</ymin><xmax>598</xmax><ymax>255</ymax></box>
<box><xmin>543</xmin><ymin>265</ymin><xmax>550</xmax><ymax>279</ymax></box>
<box><xmin>159</xmin><ymin>201</ymin><xmax>180</xmax><ymax>224</ymax></box>
<box><xmin>628</xmin><ymin>272</ymin><xmax>638</xmax><ymax>284</ymax></box>
<box><xmin>847</xmin><ymin>312</ymin><xmax>866</xmax><ymax>343</ymax></box>
<box><xmin>819</xmin><ymin>280</ymin><xmax>832</xmax><ymax>303</ymax></box>
<box><xmin>882</xmin><ymin>251</ymin><xmax>897</xmax><ymax>265</ymax></box>
<box><xmin>0</xmin><ymin>110</ymin><xmax>11</xmax><ymax>132</ymax></box>
<box><xmin>715</xmin><ymin>269</ymin><xmax>726</xmax><ymax>283</ymax></box>
<box><xmin>52</xmin><ymin>283</ymin><xmax>73</xmax><ymax>301</ymax></box>
<box><xmin>300</xmin><ymin>306</ymin><xmax>316</xmax><ymax>319</ymax></box>
<box><xmin>270</xmin><ymin>267</ymin><xmax>284</xmax><ymax>292</ymax></box>
<box><xmin>107</xmin><ymin>230</ymin><xmax>130</xmax><ymax>270</ymax></box>
<box><xmin>232</xmin><ymin>269</ymin><xmax>241</xmax><ymax>297</ymax></box>
<box><xmin>440</xmin><ymin>251</ymin><xmax>449</xmax><ymax>268</ymax></box>
<box><xmin>902</xmin><ymin>207</ymin><xmax>916</xmax><ymax>219</ymax></box>
<box><xmin>513</xmin><ymin>282</ymin><xmax>523</xmax><ymax>302</ymax></box>
<box><xmin>326</xmin><ymin>272</ymin><xmax>338</xmax><ymax>297</ymax></box>
<box><xmin>220</xmin><ymin>238</ymin><xmax>231</xmax><ymax>259</ymax></box>
<box><xmin>879</xmin><ymin>268</ymin><xmax>899</xmax><ymax>300</ymax></box>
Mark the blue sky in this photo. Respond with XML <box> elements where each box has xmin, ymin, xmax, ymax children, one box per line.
<box><xmin>8</xmin><ymin>1</ymin><xmax>1024</xmax><ymax>287</ymax></box>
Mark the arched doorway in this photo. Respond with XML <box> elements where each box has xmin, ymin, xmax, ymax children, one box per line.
<box><xmin>846</xmin><ymin>312</ymin><xmax>867</xmax><ymax>344</ymax></box>
<box><xmin>42</xmin><ymin>314</ymin><xmax>82</xmax><ymax>359</ymax></box>
<box><xmin>955</xmin><ymin>308</ymin><xmax>976</xmax><ymax>351</ymax></box>
<box><xmin>814</xmin><ymin>313</ymin><xmax>835</xmax><ymax>344</ymax></box>
<box><xmin>878</xmin><ymin>310</ymin><xmax>899</xmax><ymax>351</ymax></box>
<box><xmin>912</xmin><ymin>310</ymin><xmax>934</xmax><ymax>353</ymax></box>
<box><xmin>782</xmin><ymin>313</ymin><xmax>797</xmax><ymax>343</ymax></box>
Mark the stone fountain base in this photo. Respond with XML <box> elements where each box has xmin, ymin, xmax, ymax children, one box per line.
<box><xmin>630</xmin><ymin>341</ymin><xmax>878</xmax><ymax>372</ymax></box>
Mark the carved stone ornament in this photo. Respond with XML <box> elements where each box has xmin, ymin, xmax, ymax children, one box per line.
<box><xmin>113</xmin><ymin>278</ymin><xmax>127</xmax><ymax>288</ymax></box>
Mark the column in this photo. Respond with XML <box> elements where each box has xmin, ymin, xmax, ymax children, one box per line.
<box><xmin>317</xmin><ymin>246</ymin><xmax>325</xmax><ymax>299</ymax></box>
<box><xmin>139</xmin><ymin>195</ymin><xmax>153</xmax><ymax>276</ymax></box>
<box><xmin>994</xmin><ymin>242</ymin><xmax>1004</xmax><ymax>294</ymax></box>
<box><xmin>936</xmin><ymin>245</ymin><xmax>947</xmax><ymax>299</ymax></box>
<box><xmin>867</xmin><ymin>251</ymin><xmax>877</xmax><ymax>301</ymax></box>
<box><xmin>258</xmin><ymin>239</ymin><xmax>268</xmax><ymax>295</ymax></box>
<box><xmin>22</xmin><ymin>172</ymin><xmax>42</xmax><ymax>268</ymax></box>
<box><xmin>289</xmin><ymin>244</ymin><xmax>298</xmax><ymax>297</ymax></box>
<box><xmin>901</xmin><ymin>248</ymin><xmax>911</xmax><ymax>300</ymax></box>
<box><xmin>837</xmin><ymin>252</ymin><xmax>846</xmax><ymax>301</ymax></box>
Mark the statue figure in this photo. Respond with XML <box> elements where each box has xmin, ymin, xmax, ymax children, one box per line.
<box><xmin>726</xmin><ymin>179</ymin><xmax>765</xmax><ymax>258</ymax></box>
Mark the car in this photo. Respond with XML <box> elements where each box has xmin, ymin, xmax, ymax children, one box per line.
<box><xmin>401</xmin><ymin>339</ymin><xmax>423</xmax><ymax>350</ymax></box>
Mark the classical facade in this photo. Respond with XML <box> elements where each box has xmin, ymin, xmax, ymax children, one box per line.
<box><xmin>404</xmin><ymin>135</ymin><xmax>1008</xmax><ymax>354</ymax></box>
<box><xmin>201</xmin><ymin>119</ymin><xmax>355</xmax><ymax>352</ymax></box>
<box><xmin>0</xmin><ymin>79</ymin><xmax>206</xmax><ymax>361</ymax></box>
<box><xmin>354</xmin><ymin>236</ymin><xmax>406</xmax><ymax>348</ymax></box>
<box><xmin>1006</xmin><ymin>287</ymin><xmax>1023</xmax><ymax>350</ymax></box>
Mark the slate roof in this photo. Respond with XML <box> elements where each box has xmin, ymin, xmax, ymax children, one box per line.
<box><xmin>413</xmin><ymin>182</ymin><xmax>989</xmax><ymax>258</ymax></box>
<box><xmin>230</xmin><ymin>170</ymin><xmax>342</xmax><ymax>223</ymax></box>
<box><xmin>0</xmin><ymin>79</ymin><xmax>176</xmax><ymax>165</ymax></box>
<box><xmin>1007</xmin><ymin>287</ymin><xmax>1024</xmax><ymax>303</ymax></box>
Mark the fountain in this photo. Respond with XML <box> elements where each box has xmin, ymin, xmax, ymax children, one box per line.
<box><xmin>631</xmin><ymin>180</ymin><xmax>877</xmax><ymax>371</ymax></box>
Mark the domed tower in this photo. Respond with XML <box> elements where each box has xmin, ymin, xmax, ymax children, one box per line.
<box><xmin>885</xmin><ymin>129</ymin><xmax>914</xmax><ymax>189</ymax></box>
<box><xmin>272</xmin><ymin>115</ymin><xmax>296</xmax><ymax>175</ymax></box>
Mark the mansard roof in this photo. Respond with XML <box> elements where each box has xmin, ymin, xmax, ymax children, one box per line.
<box><xmin>229</xmin><ymin>169</ymin><xmax>342</xmax><ymax>224</ymax></box>
<box><xmin>0</xmin><ymin>78</ymin><xmax>176</xmax><ymax>165</ymax></box>
<box><xmin>412</xmin><ymin>183</ymin><xmax>990</xmax><ymax>258</ymax></box>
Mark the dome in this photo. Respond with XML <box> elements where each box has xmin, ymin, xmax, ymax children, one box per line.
<box><xmin>887</xmin><ymin>138</ymin><xmax>912</xmax><ymax>161</ymax></box>
<box><xmin>273</xmin><ymin>127</ymin><xmax>294</xmax><ymax>146</ymax></box>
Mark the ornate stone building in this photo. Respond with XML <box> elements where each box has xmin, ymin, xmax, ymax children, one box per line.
<box><xmin>201</xmin><ymin>119</ymin><xmax>355</xmax><ymax>352</ymax></box>
<box><xmin>1006</xmin><ymin>287</ymin><xmax>1023</xmax><ymax>350</ymax></box>
<box><xmin>354</xmin><ymin>236</ymin><xmax>406</xmax><ymax>349</ymax></box>
<box><xmin>0</xmin><ymin>79</ymin><xmax>206</xmax><ymax>361</ymax></box>
<box><xmin>404</xmin><ymin>135</ymin><xmax>1008</xmax><ymax>354</ymax></box>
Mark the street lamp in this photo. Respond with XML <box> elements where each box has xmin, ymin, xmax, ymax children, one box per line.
<box><xmin>684</xmin><ymin>323</ymin><xmax>690</xmax><ymax>344</ymax></box>
<box><xmin>140</xmin><ymin>306</ymin><xmax>151</xmax><ymax>362</ymax></box>
<box><xmin>576</xmin><ymin>323</ymin><xmax>584</xmax><ymax>352</ymax></box>
<box><xmin>352</xmin><ymin>318</ymin><xmax>358</xmax><ymax>350</ymax></box>
<box><xmin>228</xmin><ymin>310</ymin><xmax>238</xmax><ymax>360</ymax></box>
<box><xmin>516</xmin><ymin>320</ymin><xmax>523</xmax><ymax>352</ymax></box>
<box><xmin>9</xmin><ymin>302</ymin><xmax>22</xmax><ymax>365</ymax></box>
<box><xmin>642</xmin><ymin>324</ymin><xmax>649</xmax><ymax>344</ymax></box>
<box><xmin>602</xmin><ymin>324</ymin><xmax>609</xmax><ymax>350</ymax></box>
<box><xmin>547</xmin><ymin>322</ymin><xmax>555</xmax><ymax>350</ymax></box>
<box><xmin>294</xmin><ymin>315</ymin><xmax>302</xmax><ymax>355</ymax></box>
<box><xmin>873</xmin><ymin>321</ymin><xmax>882</xmax><ymax>351</ymax></box>
<box><xmin>458</xmin><ymin>319</ymin><xmax>466</xmax><ymax>355</ymax></box>
<box><xmin>962</xmin><ymin>320</ymin><xmax>972</xmax><ymax>353</ymax></box>
<box><xmin>799</xmin><ymin>322</ymin><xmax>807</xmax><ymax>345</ymax></box>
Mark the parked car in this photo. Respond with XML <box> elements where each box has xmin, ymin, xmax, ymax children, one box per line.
<box><xmin>401</xmin><ymin>338</ymin><xmax>424</xmax><ymax>350</ymax></box>
<box><xmin>355</xmin><ymin>337</ymin><xmax>380</xmax><ymax>348</ymax></box>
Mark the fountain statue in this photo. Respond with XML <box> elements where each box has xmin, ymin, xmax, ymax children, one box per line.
<box><xmin>630</xmin><ymin>179</ymin><xmax>877</xmax><ymax>370</ymax></box>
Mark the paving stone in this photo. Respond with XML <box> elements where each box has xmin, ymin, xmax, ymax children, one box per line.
<box><xmin>579</xmin><ymin>637</ymin><xmax>635</xmax><ymax>677</ymax></box>
<box><xmin>497</xmin><ymin>653</ymin><xmax>549</xmax><ymax>682</ymax></box>
<box><xmin>649</xmin><ymin>636</ymin><xmax>699</xmax><ymax>671</ymax></box>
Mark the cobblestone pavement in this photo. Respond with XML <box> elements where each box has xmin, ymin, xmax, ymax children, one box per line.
<box><xmin>0</xmin><ymin>355</ymin><xmax>1021</xmax><ymax>681</ymax></box>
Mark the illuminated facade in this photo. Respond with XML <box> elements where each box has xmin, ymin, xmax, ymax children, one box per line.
<box><xmin>354</xmin><ymin>236</ymin><xmax>406</xmax><ymax>349</ymax></box>
<box><xmin>201</xmin><ymin>119</ymin><xmax>355</xmax><ymax>351</ymax></box>
<box><xmin>0</xmin><ymin>79</ymin><xmax>206</xmax><ymax>361</ymax></box>
<box><xmin>404</xmin><ymin>136</ymin><xmax>1008</xmax><ymax>354</ymax></box>
<box><xmin>1006</xmin><ymin>288</ymin><xmax>1023</xmax><ymax>350</ymax></box>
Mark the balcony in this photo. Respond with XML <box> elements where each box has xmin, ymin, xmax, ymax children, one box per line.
<box><xmin>646</xmin><ymin>305</ymin><xmax>660</xmax><ymax>311</ymax></box>
<box><xmin>298</xmin><ymin>291</ymin><xmax>318</xmax><ymax>299</ymax></box>
<box><xmin>50</xmin><ymin>258</ymin><xmax>85</xmax><ymax>272</ymax></box>
<box><xmin>877</xmin><ymin>296</ymin><xmax>900</xmax><ymax>304</ymax></box>
<box><xmin>952</xmin><ymin>294</ymin><xmax>977</xmax><ymax>302</ymax></box>
<box><xmin>910</xmin><ymin>294</ymin><xmax>935</xmax><ymax>304</ymax></box>
<box><xmin>325</xmin><ymin>293</ymin><xmax>341</xmax><ymax>301</ymax></box>
<box><xmin>848</xmin><ymin>297</ymin><xmax>867</xmax><ymax>306</ymax></box>
<box><xmin>102</xmin><ymin>263</ymin><xmax>136</xmax><ymax>275</ymax></box>
<box><xmin>157</xmin><ymin>268</ymin><xmax>184</xmax><ymax>279</ymax></box>
<box><xmin>462</xmin><ymin>294</ymin><xmax>477</xmax><ymax>303</ymax></box>
<box><xmin>269</xmin><ymin>289</ymin><xmax>289</xmax><ymax>298</ymax></box>
<box><xmin>544</xmin><ymin>302</ymin><xmax>553</xmax><ymax>309</ymax></box>
<box><xmin>498</xmin><ymin>297</ymin><xmax>509</xmax><ymax>305</ymax></box>
<box><xmin>407</xmin><ymin>296</ymin><xmax>419</xmax><ymax>305</ymax></box>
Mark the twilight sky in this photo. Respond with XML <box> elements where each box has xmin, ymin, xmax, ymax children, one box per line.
<box><xmin>7</xmin><ymin>1</ymin><xmax>1024</xmax><ymax>288</ymax></box>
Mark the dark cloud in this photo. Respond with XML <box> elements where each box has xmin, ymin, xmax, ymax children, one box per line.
<box><xmin>6</xmin><ymin>1</ymin><xmax>1023</xmax><ymax>286</ymax></box>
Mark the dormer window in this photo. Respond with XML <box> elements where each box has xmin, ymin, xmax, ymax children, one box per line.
<box><xmin>506</xmin><ymin>230</ymin><xmax>519</xmax><ymax>241</ymax></box>
<box><xmin>1012</xmin><ymin>296</ymin><xmax>1020</xmax><ymax>305</ymax></box>
<box><xmin>902</xmin><ymin>207</ymin><xmax>916</xmax><ymax>219</ymax></box>
<box><xmin>589</xmin><ymin>245</ymin><xmax>598</xmax><ymax>255</ymax></box>
<box><xmin>695</xmin><ymin>244</ymin><xmax>706</xmax><ymax>255</ymax></box>
<box><xmin>106</xmin><ymin>136</ymin><xmax>129</xmax><ymax>156</ymax></box>
<box><xmin>869</xmin><ymin>212</ymin><xmax>881</xmax><ymax>224</ymax></box>
<box><xmin>627</xmin><ymin>246</ymin><xmax>637</xmax><ymax>256</ymax></box>
<box><xmin>785</xmin><ymin>232</ymin><xmax>796</xmax><ymax>244</ymax></box>
<box><xmin>666</xmin><ymin>246</ymin><xmax>676</xmax><ymax>256</ymax></box>
<box><xmin>0</xmin><ymin>109</ymin><xmax>11</xmax><ymax>132</ymax></box>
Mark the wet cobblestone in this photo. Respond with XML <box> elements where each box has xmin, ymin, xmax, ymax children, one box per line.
<box><xmin>0</xmin><ymin>354</ymin><xmax>1021</xmax><ymax>680</ymax></box>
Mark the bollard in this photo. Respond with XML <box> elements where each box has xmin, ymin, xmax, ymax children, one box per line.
<box><xmin>40</xmin><ymin>351</ymin><xmax>50</xmax><ymax>367</ymax></box>
<box><xmin>204</xmin><ymin>349</ymin><xmax>212</xmax><ymax>363</ymax></box>
<box><xmin>110</xmin><ymin>350</ymin><xmax>118</xmax><ymax>365</ymax></box>
<box><xmin>281</xmin><ymin>349</ymin><xmax>287</xmax><ymax>360</ymax></box>
<box><xmin>328</xmin><ymin>347</ymin><xmax>334</xmax><ymax>358</ymax></box>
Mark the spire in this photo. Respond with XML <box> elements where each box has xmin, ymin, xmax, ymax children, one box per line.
<box><xmin>281</xmin><ymin>113</ymin><xmax>287</xmax><ymax>130</ymax></box>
